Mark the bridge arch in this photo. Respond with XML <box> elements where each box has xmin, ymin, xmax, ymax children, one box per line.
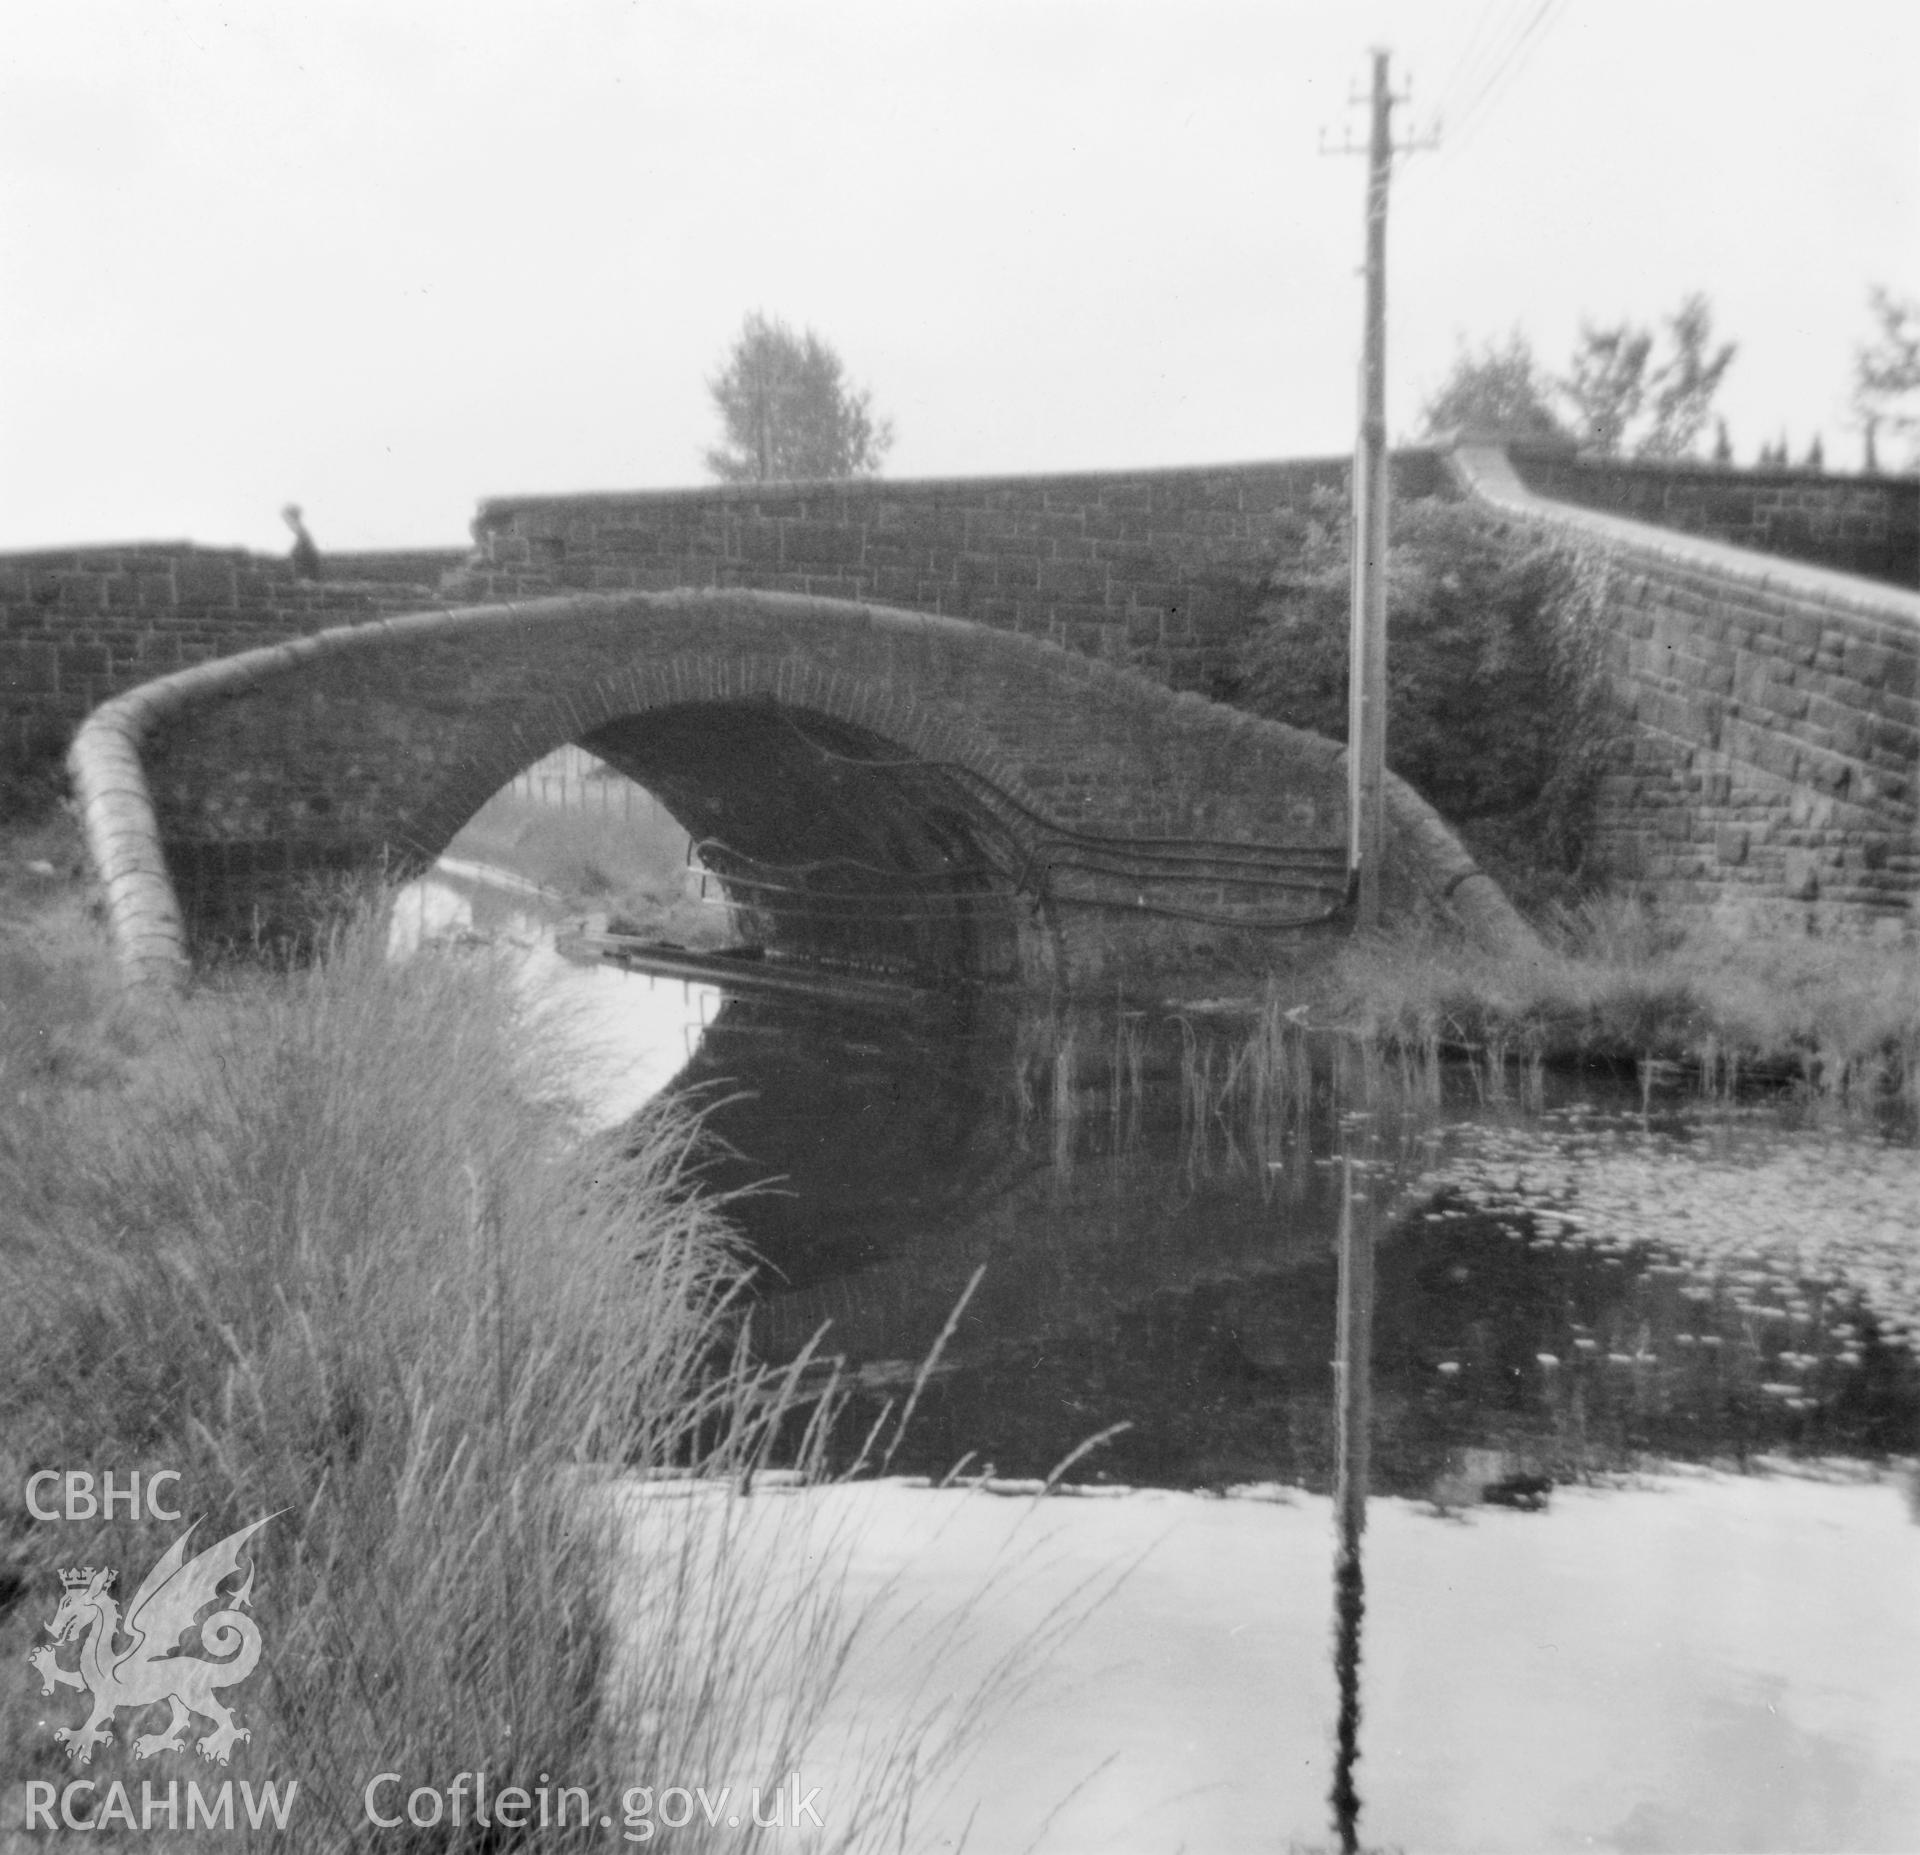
<box><xmin>407</xmin><ymin>645</ymin><xmax>1045</xmax><ymax>848</ymax></box>
<box><xmin>71</xmin><ymin>587</ymin><xmax>1528</xmax><ymax>987</ymax></box>
<box><xmin>401</xmin><ymin>652</ymin><xmax>1057</xmax><ymax>985</ymax></box>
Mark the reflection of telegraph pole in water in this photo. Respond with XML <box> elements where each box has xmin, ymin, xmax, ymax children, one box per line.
<box><xmin>1330</xmin><ymin>1151</ymin><xmax>1375</xmax><ymax>1853</ymax></box>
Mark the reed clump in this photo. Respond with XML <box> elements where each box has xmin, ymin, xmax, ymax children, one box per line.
<box><xmin>1323</xmin><ymin>896</ymin><xmax>1920</xmax><ymax>1102</ymax></box>
<box><xmin>0</xmin><ymin>882</ymin><xmax>901</xmax><ymax>1849</ymax></box>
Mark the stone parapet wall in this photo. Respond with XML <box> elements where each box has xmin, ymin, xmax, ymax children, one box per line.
<box><xmin>0</xmin><ymin>543</ymin><xmax>449</xmax><ymax>780</ymax></box>
<box><xmin>323</xmin><ymin>547</ymin><xmax>471</xmax><ymax>586</ymax></box>
<box><xmin>456</xmin><ymin>455</ymin><xmax>1445</xmax><ymax>696</ymax></box>
<box><xmin>1454</xmin><ymin>444</ymin><xmax>1920</xmax><ymax>938</ymax></box>
<box><xmin>1509</xmin><ymin>449</ymin><xmax>1919</xmax><ymax>589</ymax></box>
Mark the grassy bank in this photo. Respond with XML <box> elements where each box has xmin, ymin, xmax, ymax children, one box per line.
<box><xmin>0</xmin><ymin>826</ymin><xmax>904</xmax><ymax>1849</ymax></box>
<box><xmin>1319</xmin><ymin>898</ymin><xmax>1920</xmax><ymax>1104</ymax></box>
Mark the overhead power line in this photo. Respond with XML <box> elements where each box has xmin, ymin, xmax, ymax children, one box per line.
<box><xmin>1442</xmin><ymin>0</ymin><xmax>1568</xmax><ymax>154</ymax></box>
<box><xmin>1431</xmin><ymin>0</ymin><xmax>1525</xmax><ymax>126</ymax></box>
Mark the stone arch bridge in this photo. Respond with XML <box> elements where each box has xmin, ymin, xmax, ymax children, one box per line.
<box><xmin>53</xmin><ymin>441</ymin><xmax>1917</xmax><ymax>983</ymax></box>
<box><xmin>71</xmin><ymin>583</ymin><xmax>1516</xmax><ymax>989</ymax></box>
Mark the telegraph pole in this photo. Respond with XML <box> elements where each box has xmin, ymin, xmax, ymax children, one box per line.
<box><xmin>1326</xmin><ymin>49</ymin><xmax>1433</xmax><ymax>928</ymax></box>
<box><xmin>1349</xmin><ymin>49</ymin><xmax>1391</xmax><ymax>929</ymax></box>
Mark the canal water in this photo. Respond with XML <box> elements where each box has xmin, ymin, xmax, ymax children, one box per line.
<box><xmin>397</xmin><ymin>760</ymin><xmax>1920</xmax><ymax>1850</ymax></box>
<box><xmin>656</xmin><ymin>989</ymin><xmax>1920</xmax><ymax>1852</ymax></box>
<box><xmin>670</xmin><ymin>992</ymin><xmax>1920</xmax><ymax>1499</ymax></box>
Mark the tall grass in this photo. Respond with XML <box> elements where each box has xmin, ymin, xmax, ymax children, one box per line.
<box><xmin>0</xmin><ymin>905</ymin><xmax>917</xmax><ymax>1849</ymax></box>
<box><xmin>1324</xmin><ymin>897</ymin><xmax>1920</xmax><ymax>1105</ymax></box>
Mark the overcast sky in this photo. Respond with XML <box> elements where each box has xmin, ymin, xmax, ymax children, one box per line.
<box><xmin>3</xmin><ymin>0</ymin><xmax>1914</xmax><ymax>553</ymax></box>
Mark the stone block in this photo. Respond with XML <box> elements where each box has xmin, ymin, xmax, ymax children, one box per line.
<box><xmin>0</xmin><ymin>639</ymin><xmax>60</xmax><ymax>693</ymax></box>
<box><xmin>132</xmin><ymin>571</ymin><xmax>178</xmax><ymax>611</ymax></box>
<box><xmin>730</xmin><ymin>520</ymin><xmax>785</xmax><ymax>566</ymax></box>
<box><xmin>782</xmin><ymin>521</ymin><xmax>867</xmax><ymax>568</ymax></box>
<box><xmin>61</xmin><ymin>642</ymin><xmax>110</xmax><ymax>678</ymax></box>
<box><xmin>1028</xmin><ymin>509</ymin><xmax>1091</xmax><ymax>543</ymax></box>
<box><xmin>1776</xmin><ymin>613</ymin><xmax>1822</xmax><ymax>656</ymax></box>
<box><xmin>1038</xmin><ymin>559</ymin><xmax>1108</xmax><ymax>602</ymax></box>
<box><xmin>1873</xmin><ymin>718</ymin><xmax>1917</xmax><ymax>760</ymax></box>
<box><xmin>1840</xmin><ymin>637</ymin><xmax>1896</xmax><ymax>688</ymax></box>
<box><xmin>47</xmin><ymin>572</ymin><xmax>105</xmax><ymax>611</ymax></box>
<box><xmin>899</xmin><ymin>505</ymin><xmax>977</xmax><ymax>552</ymax></box>
<box><xmin>1731</xmin><ymin>657</ymin><xmax>1782</xmax><ymax>707</ymax></box>
<box><xmin>1753</xmin><ymin>729</ymin><xmax>1805</xmax><ymax>782</ymax></box>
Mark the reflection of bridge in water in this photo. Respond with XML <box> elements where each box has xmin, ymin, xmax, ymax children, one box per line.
<box><xmin>666</xmin><ymin>997</ymin><xmax>1920</xmax><ymax>1497</ymax></box>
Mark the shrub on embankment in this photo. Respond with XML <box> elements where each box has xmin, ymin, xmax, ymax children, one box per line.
<box><xmin>0</xmin><ymin>860</ymin><xmax>856</xmax><ymax>1848</ymax></box>
<box><xmin>1229</xmin><ymin>490</ymin><xmax>1615</xmax><ymax>914</ymax></box>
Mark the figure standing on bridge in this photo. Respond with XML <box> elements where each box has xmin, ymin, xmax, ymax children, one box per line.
<box><xmin>282</xmin><ymin>504</ymin><xmax>323</xmax><ymax>580</ymax></box>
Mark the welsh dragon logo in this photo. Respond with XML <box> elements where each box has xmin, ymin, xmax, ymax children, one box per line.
<box><xmin>27</xmin><ymin>1516</ymin><xmax>274</xmax><ymax>1766</ymax></box>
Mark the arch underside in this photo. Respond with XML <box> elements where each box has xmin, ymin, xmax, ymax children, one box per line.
<box><xmin>163</xmin><ymin>689</ymin><xmax>1354</xmax><ymax>983</ymax></box>
<box><xmin>534</xmin><ymin>698</ymin><xmax>1354</xmax><ymax>985</ymax></box>
<box><xmin>582</xmin><ymin>701</ymin><xmax>1032</xmax><ymax>984</ymax></box>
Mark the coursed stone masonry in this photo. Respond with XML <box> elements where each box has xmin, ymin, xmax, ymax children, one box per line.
<box><xmin>0</xmin><ymin>544</ymin><xmax>459</xmax><ymax>782</ymax></box>
<box><xmin>1452</xmin><ymin>444</ymin><xmax>1919</xmax><ymax>939</ymax></box>
<box><xmin>1509</xmin><ymin>449</ymin><xmax>1919</xmax><ymax>590</ymax></box>
<box><xmin>455</xmin><ymin>456</ymin><xmax>1445</xmax><ymax>698</ymax></box>
<box><xmin>69</xmin><ymin>588</ymin><xmax>1524</xmax><ymax>986</ymax></box>
<box><xmin>31</xmin><ymin>449</ymin><xmax>1919</xmax><ymax>963</ymax></box>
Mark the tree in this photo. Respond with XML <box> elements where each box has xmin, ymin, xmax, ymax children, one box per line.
<box><xmin>1853</xmin><ymin>286</ymin><xmax>1920</xmax><ymax>467</ymax></box>
<box><xmin>704</xmin><ymin>312</ymin><xmax>894</xmax><ymax>483</ymax></box>
<box><xmin>1432</xmin><ymin>299</ymin><xmax>1736</xmax><ymax>460</ymax></box>
<box><xmin>1560</xmin><ymin>295</ymin><xmax>1735</xmax><ymax>459</ymax></box>
<box><xmin>1419</xmin><ymin>333</ymin><xmax>1569</xmax><ymax>441</ymax></box>
<box><xmin>1639</xmin><ymin>295</ymin><xmax>1737</xmax><ymax>459</ymax></box>
<box><xmin>1561</xmin><ymin>321</ymin><xmax>1653</xmax><ymax>456</ymax></box>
